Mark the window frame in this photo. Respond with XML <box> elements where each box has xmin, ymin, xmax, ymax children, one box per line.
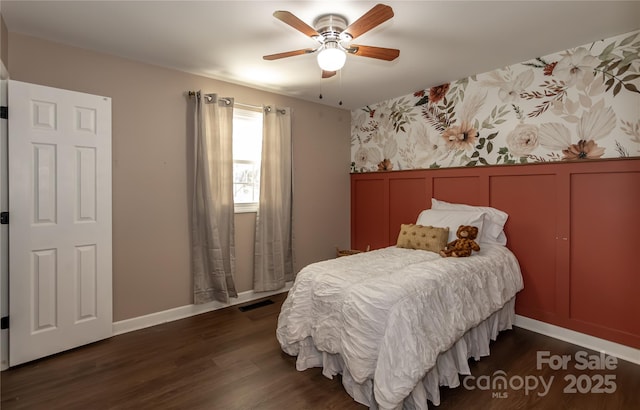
<box><xmin>232</xmin><ymin>107</ymin><xmax>263</xmax><ymax>213</ymax></box>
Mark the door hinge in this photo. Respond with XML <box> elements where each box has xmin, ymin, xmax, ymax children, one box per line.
<box><xmin>0</xmin><ymin>212</ymin><xmax>7</xmax><ymax>224</ymax></box>
<box><xmin>0</xmin><ymin>316</ymin><xmax>8</xmax><ymax>330</ymax></box>
<box><xmin>0</xmin><ymin>106</ymin><xmax>6</xmax><ymax>119</ymax></box>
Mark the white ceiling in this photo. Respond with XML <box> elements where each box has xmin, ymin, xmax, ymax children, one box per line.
<box><xmin>2</xmin><ymin>1</ymin><xmax>639</xmax><ymax>110</ymax></box>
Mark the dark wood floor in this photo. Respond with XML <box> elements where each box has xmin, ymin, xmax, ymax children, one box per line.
<box><xmin>2</xmin><ymin>293</ymin><xmax>639</xmax><ymax>410</ymax></box>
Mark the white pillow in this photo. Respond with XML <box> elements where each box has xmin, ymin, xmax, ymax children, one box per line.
<box><xmin>416</xmin><ymin>209</ymin><xmax>485</xmax><ymax>243</ymax></box>
<box><xmin>431</xmin><ymin>198</ymin><xmax>508</xmax><ymax>245</ymax></box>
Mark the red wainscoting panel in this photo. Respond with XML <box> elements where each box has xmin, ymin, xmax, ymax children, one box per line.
<box><xmin>351</xmin><ymin>176</ymin><xmax>388</xmax><ymax>251</ymax></box>
<box><xmin>490</xmin><ymin>174</ymin><xmax>559</xmax><ymax>320</ymax></box>
<box><xmin>389</xmin><ymin>177</ymin><xmax>430</xmax><ymax>244</ymax></box>
<box><xmin>350</xmin><ymin>158</ymin><xmax>640</xmax><ymax>348</ymax></box>
<box><xmin>433</xmin><ymin>176</ymin><xmax>482</xmax><ymax>205</ymax></box>
<box><xmin>569</xmin><ymin>171</ymin><xmax>640</xmax><ymax>344</ymax></box>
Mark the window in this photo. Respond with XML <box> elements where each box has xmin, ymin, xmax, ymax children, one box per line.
<box><xmin>233</xmin><ymin>107</ymin><xmax>263</xmax><ymax>213</ymax></box>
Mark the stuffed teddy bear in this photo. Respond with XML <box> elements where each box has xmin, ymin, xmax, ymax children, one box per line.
<box><xmin>439</xmin><ymin>225</ymin><xmax>481</xmax><ymax>257</ymax></box>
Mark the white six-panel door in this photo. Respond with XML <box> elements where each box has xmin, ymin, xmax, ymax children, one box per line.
<box><xmin>8</xmin><ymin>80</ymin><xmax>112</xmax><ymax>366</ymax></box>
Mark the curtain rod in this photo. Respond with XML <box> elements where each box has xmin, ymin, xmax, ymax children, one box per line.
<box><xmin>187</xmin><ymin>90</ymin><xmax>284</xmax><ymax>114</ymax></box>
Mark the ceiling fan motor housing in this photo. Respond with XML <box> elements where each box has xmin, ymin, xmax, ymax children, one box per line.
<box><xmin>314</xmin><ymin>14</ymin><xmax>351</xmax><ymax>41</ymax></box>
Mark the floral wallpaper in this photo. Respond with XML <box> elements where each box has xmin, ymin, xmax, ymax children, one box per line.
<box><xmin>351</xmin><ymin>30</ymin><xmax>640</xmax><ymax>172</ymax></box>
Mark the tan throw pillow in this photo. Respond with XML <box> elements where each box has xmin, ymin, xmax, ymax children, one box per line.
<box><xmin>396</xmin><ymin>224</ymin><xmax>449</xmax><ymax>253</ymax></box>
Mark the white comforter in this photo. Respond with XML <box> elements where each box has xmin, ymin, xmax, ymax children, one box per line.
<box><xmin>276</xmin><ymin>245</ymin><xmax>523</xmax><ymax>409</ymax></box>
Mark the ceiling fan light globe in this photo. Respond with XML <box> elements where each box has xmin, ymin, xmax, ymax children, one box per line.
<box><xmin>317</xmin><ymin>47</ymin><xmax>346</xmax><ymax>71</ymax></box>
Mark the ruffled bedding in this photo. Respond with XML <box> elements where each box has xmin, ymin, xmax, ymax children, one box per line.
<box><xmin>276</xmin><ymin>245</ymin><xmax>523</xmax><ymax>409</ymax></box>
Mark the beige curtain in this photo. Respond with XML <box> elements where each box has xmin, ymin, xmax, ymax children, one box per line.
<box><xmin>191</xmin><ymin>92</ymin><xmax>238</xmax><ymax>304</ymax></box>
<box><xmin>253</xmin><ymin>106</ymin><xmax>293</xmax><ymax>292</ymax></box>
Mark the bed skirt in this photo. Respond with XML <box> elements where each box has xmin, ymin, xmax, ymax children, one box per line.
<box><xmin>293</xmin><ymin>297</ymin><xmax>516</xmax><ymax>410</ymax></box>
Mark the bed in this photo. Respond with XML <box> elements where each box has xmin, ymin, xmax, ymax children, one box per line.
<box><xmin>276</xmin><ymin>200</ymin><xmax>524</xmax><ymax>409</ymax></box>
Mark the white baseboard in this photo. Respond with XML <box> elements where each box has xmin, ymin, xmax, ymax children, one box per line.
<box><xmin>515</xmin><ymin>315</ymin><xmax>640</xmax><ymax>365</ymax></box>
<box><xmin>112</xmin><ymin>282</ymin><xmax>292</xmax><ymax>336</ymax></box>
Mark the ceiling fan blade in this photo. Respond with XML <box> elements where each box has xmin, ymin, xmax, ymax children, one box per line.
<box><xmin>344</xmin><ymin>4</ymin><xmax>394</xmax><ymax>40</ymax></box>
<box><xmin>322</xmin><ymin>70</ymin><xmax>337</xmax><ymax>79</ymax></box>
<box><xmin>348</xmin><ymin>44</ymin><xmax>400</xmax><ymax>61</ymax></box>
<box><xmin>263</xmin><ymin>48</ymin><xmax>316</xmax><ymax>60</ymax></box>
<box><xmin>273</xmin><ymin>10</ymin><xmax>320</xmax><ymax>38</ymax></box>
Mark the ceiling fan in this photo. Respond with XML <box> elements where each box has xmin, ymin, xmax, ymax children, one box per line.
<box><xmin>263</xmin><ymin>3</ymin><xmax>400</xmax><ymax>79</ymax></box>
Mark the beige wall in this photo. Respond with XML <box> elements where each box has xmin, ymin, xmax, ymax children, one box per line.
<box><xmin>0</xmin><ymin>16</ymin><xmax>7</xmax><ymax>69</ymax></box>
<box><xmin>8</xmin><ymin>33</ymin><xmax>351</xmax><ymax>321</ymax></box>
